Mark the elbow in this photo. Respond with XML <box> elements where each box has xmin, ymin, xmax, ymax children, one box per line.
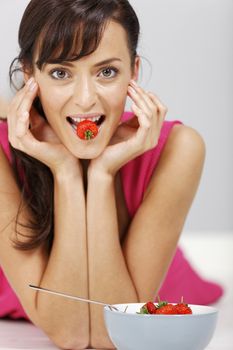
<box><xmin>50</xmin><ymin>330</ymin><xmax>89</xmax><ymax>350</ymax></box>
<box><xmin>33</xmin><ymin>307</ymin><xmax>89</xmax><ymax>349</ymax></box>
<box><xmin>41</xmin><ymin>322</ymin><xmax>89</xmax><ymax>350</ymax></box>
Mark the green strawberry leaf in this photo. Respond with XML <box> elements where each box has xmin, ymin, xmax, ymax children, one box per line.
<box><xmin>157</xmin><ymin>301</ymin><xmax>168</xmax><ymax>308</ymax></box>
<box><xmin>85</xmin><ymin>130</ymin><xmax>93</xmax><ymax>140</ymax></box>
<box><xmin>139</xmin><ymin>305</ymin><xmax>149</xmax><ymax>314</ymax></box>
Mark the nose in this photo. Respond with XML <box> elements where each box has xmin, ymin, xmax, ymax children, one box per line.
<box><xmin>73</xmin><ymin>76</ymin><xmax>97</xmax><ymax>111</ymax></box>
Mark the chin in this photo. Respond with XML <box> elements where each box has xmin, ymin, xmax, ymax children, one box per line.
<box><xmin>65</xmin><ymin>120</ymin><xmax>116</xmax><ymax>159</ymax></box>
<box><xmin>70</xmin><ymin>144</ymin><xmax>105</xmax><ymax>160</ymax></box>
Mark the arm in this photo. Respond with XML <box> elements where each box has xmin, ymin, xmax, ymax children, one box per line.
<box><xmin>87</xmin><ymin>124</ymin><xmax>205</xmax><ymax>349</ymax></box>
<box><xmin>0</xmin><ymin>81</ymin><xmax>89</xmax><ymax>349</ymax></box>
<box><xmin>0</xmin><ymin>148</ymin><xmax>89</xmax><ymax>349</ymax></box>
<box><xmin>0</xmin><ymin>95</ymin><xmax>8</xmax><ymax>117</ymax></box>
<box><xmin>87</xmin><ymin>168</ymin><xmax>138</xmax><ymax>349</ymax></box>
<box><xmin>36</xmin><ymin>168</ymin><xmax>89</xmax><ymax>349</ymax></box>
<box><xmin>122</xmin><ymin>125</ymin><xmax>205</xmax><ymax>300</ymax></box>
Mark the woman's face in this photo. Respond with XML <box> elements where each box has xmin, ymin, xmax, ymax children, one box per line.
<box><xmin>33</xmin><ymin>21</ymin><xmax>139</xmax><ymax>159</ymax></box>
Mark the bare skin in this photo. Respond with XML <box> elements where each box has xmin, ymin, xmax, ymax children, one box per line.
<box><xmin>0</xmin><ymin>96</ymin><xmax>8</xmax><ymax>118</ymax></box>
<box><xmin>0</xmin><ymin>20</ymin><xmax>205</xmax><ymax>349</ymax></box>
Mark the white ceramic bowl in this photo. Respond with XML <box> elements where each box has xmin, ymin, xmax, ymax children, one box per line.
<box><xmin>104</xmin><ymin>303</ymin><xmax>218</xmax><ymax>350</ymax></box>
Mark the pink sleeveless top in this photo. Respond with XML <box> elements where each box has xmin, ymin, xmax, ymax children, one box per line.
<box><xmin>0</xmin><ymin>114</ymin><xmax>223</xmax><ymax>320</ymax></box>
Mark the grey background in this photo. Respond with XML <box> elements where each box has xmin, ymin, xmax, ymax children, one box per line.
<box><xmin>0</xmin><ymin>0</ymin><xmax>232</xmax><ymax>231</ymax></box>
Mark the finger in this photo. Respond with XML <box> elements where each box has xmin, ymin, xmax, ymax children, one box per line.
<box><xmin>129</xmin><ymin>80</ymin><xmax>168</xmax><ymax>121</ymax></box>
<box><xmin>15</xmin><ymin>111</ymin><xmax>30</xmax><ymax>138</ymax></box>
<box><xmin>128</xmin><ymin>85</ymin><xmax>152</xmax><ymax>116</ymax></box>
<box><xmin>131</xmin><ymin>103</ymin><xmax>150</xmax><ymax>131</ymax></box>
<box><xmin>16</xmin><ymin>82</ymin><xmax>38</xmax><ymax>135</ymax></box>
<box><xmin>7</xmin><ymin>78</ymin><xmax>35</xmax><ymax>133</ymax></box>
<box><xmin>129</xmin><ymin>81</ymin><xmax>156</xmax><ymax>115</ymax></box>
<box><xmin>10</xmin><ymin>78</ymin><xmax>34</xmax><ymax>112</ymax></box>
<box><xmin>131</xmin><ymin>101</ymin><xmax>164</xmax><ymax>152</ymax></box>
<box><xmin>147</xmin><ymin>92</ymin><xmax>168</xmax><ymax>117</ymax></box>
<box><xmin>12</xmin><ymin>108</ymin><xmax>41</xmax><ymax>154</ymax></box>
<box><xmin>17</xmin><ymin>80</ymin><xmax>38</xmax><ymax>118</ymax></box>
<box><xmin>9</xmin><ymin>82</ymin><xmax>37</xmax><ymax>146</ymax></box>
<box><xmin>11</xmin><ymin>81</ymin><xmax>38</xmax><ymax>143</ymax></box>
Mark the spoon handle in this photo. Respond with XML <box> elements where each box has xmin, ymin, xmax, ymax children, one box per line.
<box><xmin>29</xmin><ymin>284</ymin><xmax>113</xmax><ymax>309</ymax></box>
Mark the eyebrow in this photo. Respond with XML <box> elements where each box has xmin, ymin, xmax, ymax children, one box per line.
<box><xmin>93</xmin><ymin>58</ymin><xmax>122</xmax><ymax>67</ymax></box>
<box><xmin>45</xmin><ymin>58</ymin><xmax>122</xmax><ymax>68</ymax></box>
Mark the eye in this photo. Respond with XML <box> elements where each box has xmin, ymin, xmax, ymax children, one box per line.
<box><xmin>50</xmin><ymin>69</ymin><xmax>70</xmax><ymax>80</ymax></box>
<box><xmin>99</xmin><ymin>67</ymin><xmax>118</xmax><ymax>79</ymax></box>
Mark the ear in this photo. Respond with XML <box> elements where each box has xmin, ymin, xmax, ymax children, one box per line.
<box><xmin>131</xmin><ymin>55</ymin><xmax>140</xmax><ymax>81</ymax></box>
<box><xmin>21</xmin><ymin>60</ymin><xmax>33</xmax><ymax>84</ymax></box>
<box><xmin>23</xmin><ymin>71</ymin><xmax>32</xmax><ymax>84</ymax></box>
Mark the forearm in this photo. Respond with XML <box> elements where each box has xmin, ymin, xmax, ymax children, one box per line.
<box><xmin>36</xmin><ymin>170</ymin><xmax>89</xmax><ymax>349</ymax></box>
<box><xmin>87</xmin><ymin>170</ymin><xmax>138</xmax><ymax>348</ymax></box>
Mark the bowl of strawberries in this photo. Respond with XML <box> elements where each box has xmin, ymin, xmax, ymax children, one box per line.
<box><xmin>104</xmin><ymin>298</ymin><xmax>218</xmax><ymax>350</ymax></box>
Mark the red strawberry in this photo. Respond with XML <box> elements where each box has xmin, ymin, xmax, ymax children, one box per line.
<box><xmin>155</xmin><ymin>302</ymin><xmax>177</xmax><ymax>315</ymax></box>
<box><xmin>174</xmin><ymin>297</ymin><xmax>192</xmax><ymax>314</ymax></box>
<box><xmin>138</xmin><ymin>301</ymin><xmax>157</xmax><ymax>314</ymax></box>
<box><xmin>174</xmin><ymin>303</ymin><xmax>192</xmax><ymax>314</ymax></box>
<box><xmin>145</xmin><ymin>301</ymin><xmax>157</xmax><ymax>314</ymax></box>
<box><xmin>76</xmin><ymin>120</ymin><xmax>98</xmax><ymax>140</ymax></box>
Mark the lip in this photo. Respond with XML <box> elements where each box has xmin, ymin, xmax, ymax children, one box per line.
<box><xmin>67</xmin><ymin>113</ymin><xmax>104</xmax><ymax>119</ymax></box>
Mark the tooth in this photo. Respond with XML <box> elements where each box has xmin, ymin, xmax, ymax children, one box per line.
<box><xmin>70</xmin><ymin>115</ymin><xmax>102</xmax><ymax>123</ymax></box>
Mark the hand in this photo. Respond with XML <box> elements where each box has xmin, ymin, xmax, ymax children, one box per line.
<box><xmin>89</xmin><ymin>80</ymin><xmax>168</xmax><ymax>177</ymax></box>
<box><xmin>7</xmin><ymin>78</ymin><xmax>81</xmax><ymax>177</ymax></box>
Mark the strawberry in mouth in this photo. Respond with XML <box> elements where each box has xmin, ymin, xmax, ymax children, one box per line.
<box><xmin>66</xmin><ymin>115</ymin><xmax>105</xmax><ymax>140</ymax></box>
<box><xmin>76</xmin><ymin>120</ymin><xmax>98</xmax><ymax>140</ymax></box>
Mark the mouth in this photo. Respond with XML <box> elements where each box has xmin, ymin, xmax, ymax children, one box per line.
<box><xmin>66</xmin><ymin>114</ymin><xmax>106</xmax><ymax>133</ymax></box>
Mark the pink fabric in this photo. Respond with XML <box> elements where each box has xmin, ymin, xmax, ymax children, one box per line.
<box><xmin>0</xmin><ymin>121</ymin><xmax>11</xmax><ymax>160</ymax></box>
<box><xmin>0</xmin><ymin>121</ymin><xmax>28</xmax><ymax>319</ymax></box>
<box><xmin>0</xmin><ymin>269</ymin><xmax>28</xmax><ymax>320</ymax></box>
<box><xmin>0</xmin><ymin>114</ymin><xmax>223</xmax><ymax>321</ymax></box>
<box><xmin>120</xmin><ymin>112</ymin><xmax>224</xmax><ymax>304</ymax></box>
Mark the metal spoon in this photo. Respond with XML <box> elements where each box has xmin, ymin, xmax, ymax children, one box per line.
<box><xmin>29</xmin><ymin>284</ymin><xmax>120</xmax><ymax>312</ymax></box>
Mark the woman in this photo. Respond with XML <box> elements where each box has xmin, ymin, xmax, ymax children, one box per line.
<box><xmin>0</xmin><ymin>0</ymin><xmax>223</xmax><ymax>349</ymax></box>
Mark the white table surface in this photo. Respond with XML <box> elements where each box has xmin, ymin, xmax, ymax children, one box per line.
<box><xmin>0</xmin><ymin>231</ymin><xmax>232</xmax><ymax>349</ymax></box>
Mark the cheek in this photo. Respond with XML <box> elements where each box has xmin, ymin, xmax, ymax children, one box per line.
<box><xmin>38</xmin><ymin>85</ymin><xmax>67</xmax><ymax>115</ymax></box>
<box><xmin>102</xmin><ymin>83</ymin><xmax>128</xmax><ymax>111</ymax></box>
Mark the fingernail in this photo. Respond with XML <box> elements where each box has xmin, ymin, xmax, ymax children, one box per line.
<box><xmin>26</xmin><ymin>77</ymin><xmax>34</xmax><ymax>86</ymax></box>
<box><xmin>130</xmin><ymin>79</ymin><xmax>137</xmax><ymax>86</ymax></box>
<box><xmin>21</xmin><ymin>111</ymin><xmax>29</xmax><ymax>120</ymax></box>
<box><xmin>128</xmin><ymin>86</ymin><xmax>136</xmax><ymax>94</ymax></box>
<box><xmin>29</xmin><ymin>82</ymin><xmax>37</xmax><ymax>91</ymax></box>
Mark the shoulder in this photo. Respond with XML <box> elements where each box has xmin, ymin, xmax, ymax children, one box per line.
<box><xmin>0</xmin><ymin>96</ymin><xmax>9</xmax><ymax>118</ymax></box>
<box><xmin>165</xmin><ymin>123</ymin><xmax>205</xmax><ymax>161</ymax></box>
<box><xmin>144</xmin><ymin>124</ymin><xmax>205</xmax><ymax>198</ymax></box>
<box><xmin>0</xmin><ymin>142</ymin><xmax>13</xmax><ymax>178</ymax></box>
<box><xmin>0</xmin><ymin>121</ymin><xmax>14</xmax><ymax>178</ymax></box>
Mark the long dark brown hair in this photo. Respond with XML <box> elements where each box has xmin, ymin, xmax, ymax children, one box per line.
<box><xmin>9</xmin><ymin>0</ymin><xmax>140</xmax><ymax>251</ymax></box>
